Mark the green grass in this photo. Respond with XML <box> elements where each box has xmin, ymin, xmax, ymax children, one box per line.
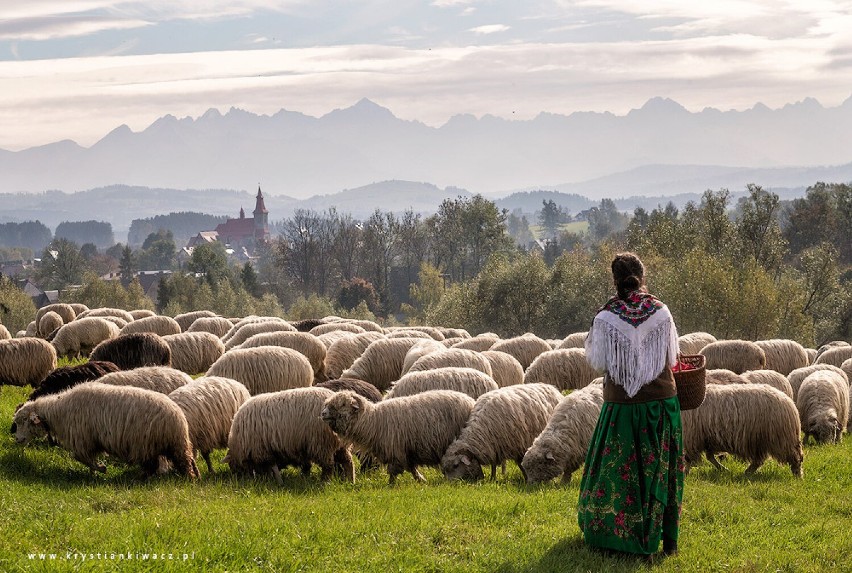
<box><xmin>529</xmin><ymin>221</ymin><xmax>589</xmax><ymax>239</ymax></box>
<box><xmin>2</xmin><ymin>383</ymin><xmax>850</xmax><ymax>572</ymax></box>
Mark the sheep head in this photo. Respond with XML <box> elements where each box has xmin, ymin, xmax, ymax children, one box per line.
<box><xmin>521</xmin><ymin>439</ymin><xmax>563</xmax><ymax>485</ymax></box>
<box><xmin>12</xmin><ymin>404</ymin><xmax>48</xmax><ymax>445</ymax></box>
<box><xmin>440</xmin><ymin>442</ymin><xmax>484</xmax><ymax>482</ymax></box>
<box><xmin>320</xmin><ymin>390</ymin><xmax>366</xmax><ymax>436</ymax></box>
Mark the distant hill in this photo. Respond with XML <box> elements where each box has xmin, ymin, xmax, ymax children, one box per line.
<box><xmin>2</xmin><ymin>96</ymin><xmax>852</xmax><ymax>198</ymax></box>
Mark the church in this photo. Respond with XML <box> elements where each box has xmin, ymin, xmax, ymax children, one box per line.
<box><xmin>184</xmin><ymin>186</ymin><xmax>270</xmax><ymax>259</ymax></box>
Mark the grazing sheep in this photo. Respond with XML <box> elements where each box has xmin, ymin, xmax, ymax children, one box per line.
<box><xmin>224</xmin><ymin>320</ymin><xmax>297</xmax><ymax>350</ymax></box>
<box><xmin>754</xmin><ymin>339</ymin><xmax>810</xmax><ymax>376</ymax></box>
<box><xmin>129</xmin><ymin>309</ymin><xmax>157</xmax><ymax>320</ymax></box>
<box><xmin>699</xmin><ymin>339</ymin><xmax>766</xmax><ymax>374</ymax></box>
<box><xmin>706</xmin><ymin>368</ymin><xmax>748</xmax><ymax>385</ymax></box>
<box><xmin>842</xmin><ymin>358</ymin><xmax>852</xmax><ymax>386</ymax></box>
<box><xmin>441</xmin><ymin>383</ymin><xmax>563</xmax><ymax>481</ymax></box>
<box><xmin>481</xmin><ymin>350</ymin><xmax>525</xmax><ymax>387</ymax></box>
<box><xmin>289</xmin><ymin>318</ymin><xmax>327</xmax><ymax>332</ymax></box>
<box><xmin>681</xmin><ymin>383</ymin><xmax>803</xmax><ymax>476</ymax></box>
<box><xmin>490</xmin><ymin>334</ymin><xmax>552</xmax><ymax>371</ymax></box>
<box><xmin>38</xmin><ymin>311</ymin><xmax>64</xmax><ymax>338</ymax></box>
<box><xmin>310</xmin><ymin>322</ymin><xmax>366</xmax><ymax>336</ymax></box>
<box><xmin>788</xmin><ymin>364</ymin><xmax>848</xmax><ymax>402</ymax></box>
<box><xmin>815</xmin><ymin>345</ymin><xmax>852</xmax><ymax>368</ymax></box>
<box><xmin>35</xmin><ymin>303</ymin><xmax>77</xmax><ymax>329</ymax></box>
<box><xmin>226</xmin><ymin>387</ymin><xmax>354</xmax><ymax>484</ymax></box>
<box><xmin>385</xmin><ymin>329</ymin><xmax>433</xmax><ymax>340</ymax></box>
<box><xmin>386</xmin><ymin>325</ymin><xmax>445</xmax><ymax>341</ymax></box>
<box><xmin>173</xmin><ymin>310</ymin><xmax>218</xmax><ymax>333</ymax></box>
<box><xmin>522</xmin><ymin>385</ymin><xmax>605</xmax><ymax>484</ymax></box>
<box><xmin>342</xmin><ymin>337</ymin><xmax>426</xmax><ymax>392</ymax></box>
<box><xmin>386</xmin><ymin>367</ymin><xmax>499</xmax><ymax>400</ymax></box>
<box><xmin>52</xmin><ymin>317</ymin><xmax>121</xmax><ymax>359</ymax></box>
<box><xmin>0</xmin><ymin>324</ymin><xmax>11</xmax><ymax>340</ymax></box>
<box><xmin>677</xmin><ymin>332</ymin><xmax>717</xmax><ymax>356</ymax></box>
<box><xmin>168</xmin><ymin>376</ymin><xmax>251</xmax><ymax>472</ymax></box>
<box><xmin>162</xmin><ymin>332</ymin><xmax>226</xmax><ymax>375</ymax></box>
<box><xmin>207</xmin><ymin>346</ymin><xmax>313</xmax><ymax>395</ymax></box>
<box><xmin>523</xmin><ymin>348</ymin><xmax>600</xmax><ymax>390</ymax></box>
<box><xmin>321</xmin><ymin>389</ymin><xmax>475</xmax><ymax>484</ymax></box>
<box><xmin>451</xmin><ymin>335</ymin><xmax>499</xmax><ymax>352</ymax></box>
<box><xmin>100</xmin><ymin>316</ymin><xmax>129</xmax><ymax>330</ymax></box>
<box><xmin>324</xmin><ymin>331</ymin><xmax>385</xmax><ymax>381</ymax></box>
<box><xmin>408</xmin><ymin>348</ymin><xmax>493</xmax><ymax>378</ymax></box>
<box><xmin>187</xmin><ymin>316</ymin><xmax>234</xmax><ymax>338</ymax></box>
<box><xmin>67</xmin><ymin>303</ymin><xmax>89</xmax><ymax>316</ymax></box>
<box><xmin>797</xmin><ymin>370</ymin><xmax>849</xmax><ymax>444</ymax></box>
<box><xmin>0</xmin><ymin>338</ymin><xmax>57</xmax><ymax>387</ymax></box>
<box><xmin>120</xmin><ymin>315</ymin><xmax>182</xmax><ymax>337</ymax></box>
<box><xmin>401</xmin><ymin>339</ymin><xmax>446</xmax><ymax>375</ymax></box>
<box><xmin>339</xmin><ymin>319</ymin><xmax>384</xmax><ymax>333</ymax></box>
<box><xmin>99</xmin><ymin>366</ymin><xmax>192</xmax><ymax>394</ymax></box>
<box><xmin>815</xmin><ymin>341</ymin><xmax>850</xmax><ymax>362</ymax></box>
<box><xmin>437</xmin><ymin>327</ymin><xmax>471</xmax><ymax>340</ymax></box>
<box><xmin>236</xmin><ymin>331</ymin><xmax>328</xmax><ymax>382</ymax></box>
<box><xmin>25</xmin><ymin>321</ymin><xmax>37</xmax><ymax>337</ymax></box>
<box><xmin>316</xmin><ymin>330</ymin><xmax>355</xmax><ymax>349</ymax></box>
<box><xmin>26</xmin><ymin>361</ymin><xmax>120</xmax><ymax>402</ymax></box>
<box><xmin>90</xmin><ymin>332</ymin><xmax>172</xmax><ymax>370</ymax></box>
<box><xmin>315</xmin><ymin>378</ymin><xmax>383</xmax><ymax>403</ymax></box>
<box><xmin>442</xmin><ymin>337</ymin><xmax>465</xmax><ymax>348</ymax></box>
<box><xmin>740</xmin><ymin>369</ymin><xmax>794</xmax><ymax>398</ymax></box>
<box><xmin>77</xmin><ymin>307</ymin><xmax>135</xmax><ymax>323</ymax></box>
<box><xmin>13</xmin><ymin>382</ymin><xmax>198</xmax><ymax>478</ymax></box>
<box><xmin>805</xmin><ymin>348</ymin><xmax>817</xmax><ymax>364</ymax></box>
<box><xmin>557</xmin><ymin>331</ymin><xmax>589</xmax><ymax>350</ymax></box>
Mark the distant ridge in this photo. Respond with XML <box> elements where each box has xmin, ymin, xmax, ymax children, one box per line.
<box><xmin>1</xmin><ymin>95</ymin><xmax>852</xmax><ymax>197</ymax></box>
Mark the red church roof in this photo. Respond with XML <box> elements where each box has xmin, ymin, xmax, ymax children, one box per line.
<box><xmin>254</xmin><ymin>186</ymin><xmax>268</xmax><ymax>215</ymax></box>
<box><xmin>214</xmin><ymin>217</ymin><xmax>255</xmax><ymax>242</ymax></box>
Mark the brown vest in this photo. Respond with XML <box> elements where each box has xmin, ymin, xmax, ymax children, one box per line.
<box><xmin>602</xmin><ymin>366</ymin><xmax>677</xmax><ymax>404</ymax></box>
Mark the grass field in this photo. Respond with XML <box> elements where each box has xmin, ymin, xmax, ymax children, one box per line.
<box><xmin>2</xmin><ymin>383</ymin><xmax>850</xmax><ymax>572</ymax></box>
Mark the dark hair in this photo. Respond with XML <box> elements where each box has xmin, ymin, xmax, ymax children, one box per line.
<box><xmin>611</xmin><ymin>252</ymin><xmax>645</xmax><ymax>300</ymax></box>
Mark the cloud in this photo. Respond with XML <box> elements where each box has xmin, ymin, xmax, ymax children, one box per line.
<box><xmin>469</xmin><ymin>24</ymin><xmax>510</xmax><ymax>35</ymax></box>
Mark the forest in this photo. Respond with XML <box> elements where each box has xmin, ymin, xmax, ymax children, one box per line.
<box><xmin>1</xmin><ymin>182</ymin><xmax>850</xmax><ymax>347</ymax></box>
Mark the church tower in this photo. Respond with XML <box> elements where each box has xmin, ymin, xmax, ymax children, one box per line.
<box><xmin>253</xmin><ymin>186</ymin><xmax>270</xmax><ymax>242</ymax></box>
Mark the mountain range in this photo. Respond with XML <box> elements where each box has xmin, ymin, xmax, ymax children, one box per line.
<box><xmin>2</xmin><ymin>96</ymin><xmax>852</xmax><ymax>200</ymax></box>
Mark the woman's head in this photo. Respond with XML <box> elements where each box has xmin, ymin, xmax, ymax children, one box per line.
<box><xmin>611</xmin><ymin>252</ymin><xmax>645</xmax><ymax>299</ymax></box>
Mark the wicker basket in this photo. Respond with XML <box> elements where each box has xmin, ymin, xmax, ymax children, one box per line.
<box><xmin>673</xmin><ymin>354</ymin><xmax>706</xmax><ymax>411</ymax></box>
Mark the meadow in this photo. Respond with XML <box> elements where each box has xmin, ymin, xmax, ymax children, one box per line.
<box><xmin>1</xmin><ymin>382</ymin><xmax>849</xmax><ymax>573</ymax></box>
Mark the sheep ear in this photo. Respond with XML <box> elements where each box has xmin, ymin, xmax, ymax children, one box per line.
<box><xmin>350</xmin><ymin>401</ymin><xmax>360</xmax><ymax>411</ymax></box>
<box><xmin>460</xmin><ymin>455</ymin><xmax>471</xmax><ymax>466</ymax></box>
<box><xmin>28</xmin><ymin>412</ymin><xmax>41</xmax><ymax>425</ymax></box>
<box><xmin>545</xmin><ymin>453</ymin><xmax>555</xmax><ymax>461</ymax></box>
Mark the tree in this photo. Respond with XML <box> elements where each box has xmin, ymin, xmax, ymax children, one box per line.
<box><xmin>338</xmin><ymin>277</ymin><xmax>379</xmax><ymax>313</ymax></box>
<box><xmin>36</xmin><ymin>238</ymin><xmax>86</xmax><ymax>289</ymax></box>
<box><xmin>187</xmin><ymin>242</ymin><xmax>230</xmax><ymax>286</ymax></box>
<box><xmin>119</xmin><ymin>245</ymin><xmax>137</xmax><ymax>281</ymax></box>
<box><xmin>587</xmin><ymin>199</ymin><xmax>628</xmax><ymax>242</ymax></box>
<box><xmin>538</xmin><ymin>199</ymin><xmax>562</xmax><ymax>239</ymax></box>
<box><xmin>735</xmin><ymin>184</ymin><xmax>785</xmax><ymax>272</ymax></box>
<box><xmin>139</xmin><ymin>230</ymin><xmax>177</xmax><ymax>271</ymax></box>
<box><xmin>0</xmin><ymin>274</ymin><xmax>37</xmax><ymax>333</ymax></box>
<box><xmin>359</xmin><ymin>209</ymin><xmax>399</xmax><ymax>311</ymax></box>
<box><xmin>241</xmin><ymin>262</ymin><xmax>261</xmax><ymax>297</ymax></box>
<box><xmin>402</xmin><ymin>263</ymin><xmax>445</xmax><ymax>324</ymax></box>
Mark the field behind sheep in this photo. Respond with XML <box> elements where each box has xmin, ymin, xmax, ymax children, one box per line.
<box><xmin>1</xmin><ymin>383</ymin><xmax>850</xmax><ymax>573</ymax></box>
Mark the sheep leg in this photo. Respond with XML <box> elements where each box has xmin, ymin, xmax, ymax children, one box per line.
<box><xmin>501</xmin><ymin>460</ymin><xmax>507</xmax><ymax>476</ymax></box>
<box><xmin>387</xmin><ymin>463</ymin><xmax>403</xmax><ymax>485</ymax></box>
<box><xmin>319</xmin><ymin>464</ymin><xmax>333</xmax><ymax>482</ymax></box>
<box><xmin>334</xmin><ymin>447</ymin><xmax>355</xmax><ymax>484</ymax></box>
<box><xmin>74</xmin><ymin>451</ymin><xmax>106</xmax><ymax>474</ymax></box>
<box><xmin>516</xmin><ymin>458</ymin><xmax>527</xmax><ymax>482</ymax></box>
<box><xmin>707</xmin><ymin>453</ymin><xmax>728</xmax><ymax>471</ymax></box>
<box><xmin>489</xmin><ymin>464</ymin><xmax>497</xmax><ymax>480</ymax></box>
<box><xmin>270</xmin><ymin>464</ymin><xmax>284</xmax><ymax>486</ymax></box>
<box><xmin>744</xmin><ymin>458</ymin><xmax>765</xmax><ymax>476</ymax></box>
<box><xmin>202</xmin><ymin>451</ymin><xmax>214</xmax><ymax>474</ymax></box>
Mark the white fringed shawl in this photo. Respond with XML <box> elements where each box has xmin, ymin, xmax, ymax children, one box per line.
<box><xmin>585</xmin><ymin>298</ymin><xmax>679</xmax><ymax>398</ymax></box>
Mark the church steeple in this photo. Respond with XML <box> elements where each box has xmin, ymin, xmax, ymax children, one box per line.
<box><xmin>253</xmin><ymin>185</ymin><xmax>270</xmax><ymax>242</ymax></box>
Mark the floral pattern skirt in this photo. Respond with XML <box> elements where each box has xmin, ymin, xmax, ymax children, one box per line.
<box><xmin>577</xmin><ymin>396</ymin><xmax>685</xmax><ymax>555</ymax></box>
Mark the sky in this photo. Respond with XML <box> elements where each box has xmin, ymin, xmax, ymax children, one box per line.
<box><xmin>1</xmin><ymin>0</ymin><xmax>851</xmax><ymax>151</ymax></box>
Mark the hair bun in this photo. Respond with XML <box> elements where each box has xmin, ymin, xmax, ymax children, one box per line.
<box><xmin>620</xmin><ymin>275</ymin><xmax>640</xmax><ymax>290</ymax></box>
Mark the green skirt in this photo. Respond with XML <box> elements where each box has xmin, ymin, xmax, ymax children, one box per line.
<box><xmin>577</xmin><ymin>396</ymin><xmax>685</xmax><ymax>555</ymax></box>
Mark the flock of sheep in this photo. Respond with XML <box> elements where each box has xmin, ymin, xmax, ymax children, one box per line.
<box><xmin>1</xmin><ymin>302</ymin><xmax>851</xmax><ymax>486</ymax></box>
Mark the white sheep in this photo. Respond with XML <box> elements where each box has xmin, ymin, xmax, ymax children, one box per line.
<box><xmin>521</xmin><ymin>384</ymin><xmax>604</xmax><ymax>484</ymax></box>
<box><xmin>523</xmin><ymin>348</ymin><xmax>600</xmax><ymax>390</ymax></box>
<box><xmin>341</xmin><ymin>337</ymin><xmax>426</xmax><ymax>392</ymax></box>
<box><xmin>187</xmin><ymin>316</ymin><xmax>234</xmax><ymax>338</ymax></box>
<box><xmin>51</xmin><ymin>317</ymin><xmax>121</xmax><ymax>359</ymax></box>
<box><xmin>677</xmin><ymin>332</ymin><xmax>717</xmax><ymax>356</ymax></box>
<box><xmin>13</xmin><ymin>382</ymin><xmax>198</xmax><ymax>478</ymax></box>
<box><xmin>557</xmin><ymin>331</ymin><xmax>588</xmax><ymax>350</ymax></box>
<box><xmin>168</xmin><ymin>376</ymin><xmax>251</xmax><ymax>472</ymax></box>
<box><xmin>788</xmin><ymin>364</ymin><xmax>848</xmax><ymax>402</ymax></box>
<box><xmin>400</xmin><ymin>339</ymin><xmax>446</xmax><ymax>375</ymax></box>
<box><xmin>77</xmin><ymin>307</ymin><xmax>135</xmax><ymax>323</ymax></box>
<box><xmin>681</xmin><ymin>383</ymin><xmax>803</xmax><ymax>476</ymax></box>
<box><xmin>226</xmin><ymin>387</ymin><xmax>354</xmax><ymax>484</ymax></box>
<box><xmin>740</xmin><ymin>369</ymin><xmax>795</xmax><ymax>399</ymax></box>
<box><xmin>754</xmin><ymin>339</ymin><xmax>810</xmax><ymax>376</ymax></box>
<box><xmin>236</xmin><ymin>330</ymin><xmax>328</xmax><ymax>382</ymax></box>
<box><xmin>441</xmin><ymin>383</ymin><xmax>563</xmax><ymax>481</ymax></box>
<box><xmin>480</xmin><ymin>350</ymin><xmax>524</xmax><ymax>388</ymax></box>
<box><xmin>173</xmin><ymin>310</ymin><xmax>218</xmax><ymax>332</ymax></box>
<box><xmin>162</xmin><ymin>332</ymin><xmax>226</xmax><ymax>375</ymax></box>
<box><xmin>450</xmin><ymin>334</ymin><xmax>500</xmax><ymax>352</ymax></box>
<box><xmin>324</xmin><ymin>331</ymin><xmax>385</xmax><ymax>380</ymax></box>
<box><xmin>321</xmin><ymin>389</ymin><xmax>475</xmax><ymax>484</ymax></box>
<box><xmin>98</xmin><ymin>366</ymin><xmax>192</xmax><ymax>394</ymax></box>
<box><xmin>224</xmin><ymin>320</ymin><xmax>297</xmax><ymax>350</ymax></box>
<box><xmin>489</xmin><ymin>334</ymin><xmax>552</xmax><ymax>371</ymax></box>
<box><xmin>207</xmin><ymin>346</ymin><xmax>313</xmax><ymax>395</ymax></box>
<box><xmin>120</xmin><ymin>315</ymin><xmax>182</xmax><ymax>337</ymax></box>
<box><xmin>814</xmin><ymin>345</ymin><xmax>852</xmax><ymax>368</ymax></box>
<box><xmin>37</xmin><ymin>311</ymin><xmax>64</xmax><ymax>338</ymax></box>
<box><xmin>407</xmin><ymin>348</ymin><xmax>493</xmax><ymax>378</ymax></box>
<box><xmin>699</xmin><ymin>339</ymin><xmax>766</xmax><ymax>374</ymax></box>
<box><xmin>797</xmin><ymin>370</ymin><xmax>849</xmax><ymax>444</ymax></box>
<box><xmin>385</xmin><ymin>367</ymin><xmax>499</xmax><ymax>400</ymax></box>
<box><xmin>0</xmin><ymin>338</ymin><xmax>57</xmax><ymax>387</ymax></box>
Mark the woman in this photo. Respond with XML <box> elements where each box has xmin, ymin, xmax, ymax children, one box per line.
<box><xmin>577</xmin><ymin>252</ymin><xmax>684</xmax><ymax>557</ymax></box>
